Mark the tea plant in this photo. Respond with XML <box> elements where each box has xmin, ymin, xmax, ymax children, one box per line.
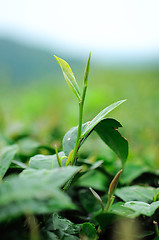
<box><xmin>0</xmin><ymin>53</ymin><xmax>158</xmax><ymax>240</ymax></box>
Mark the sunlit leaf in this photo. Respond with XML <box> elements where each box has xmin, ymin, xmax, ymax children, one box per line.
<box><xmin>54</xmin><ymin>55</ymin><xmax>81</xmax><ymax>101</ymax></box>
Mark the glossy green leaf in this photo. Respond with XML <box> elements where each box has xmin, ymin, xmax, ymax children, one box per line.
<box><xmin>0</xmin><ymin>167</ymin><xmax>80</xmax><ymax>222</ymax></box>
<box><xmin>115</xmin><ymin>185</ymin><xmax>159</xmax><ymax>203</ymax></box>
<box><xmin>95</xmin><ymin>118</ymin><xmax>128</xmax><ymax>165</ymax></box>
<box><xmin>123</xmin><ymin>201</ymin><xmax>159</xmax><ymax>217</ymax></box>
<box><xmin>82</xmin><ymin>100</ymin><xmax>126</xmax><ymax>138</ymax></box>
<box><xmin>29</xmin><ymin>152</ymin><xmax>66</xmax><ymax>170</ymax></box>
<box><xmin>54</xmin><ymin>55</ymin><xmax>81</xmax><ymax>101</ymax></box>
<box><xmin>63</xmin><ymin>123</ymin><xmax>87</xmax><ymax>156</ymax></box>
<box><xmin>63</xmin><ymin>126</ymin><xmax>79</xmax><ymax>157</ymax></box>
<box><xmin>0</xmin><ymin>145</ymin><xmax>17</xmax><ymax>180</ymax></box>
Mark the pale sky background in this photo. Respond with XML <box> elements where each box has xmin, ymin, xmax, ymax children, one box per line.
<box><xmin>0</xmin><ymin>0</ymin><xmax>159</xmax><ymax>61</ymax></box>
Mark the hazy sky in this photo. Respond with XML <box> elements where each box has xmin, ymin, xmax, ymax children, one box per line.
<box><xmin>0</xmin><ymin>0</ymin><xmax>159</xmax><ymax>60</ymax></box>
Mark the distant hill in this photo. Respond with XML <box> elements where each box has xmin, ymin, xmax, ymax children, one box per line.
<box><xmin>0</xmin><ymin>38</ymin><xmax>83</xmax><ymax>85</ymax></box>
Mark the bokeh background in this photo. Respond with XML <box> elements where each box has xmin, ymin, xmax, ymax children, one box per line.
<box><xmin>0</xmin><ymin>0</ymin><xmax>159</xmax><ymax>168</ymax></box>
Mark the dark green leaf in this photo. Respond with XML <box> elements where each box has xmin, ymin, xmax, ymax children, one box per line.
<box><xmin>76</xmin><ymin>170</ymin><xmax>109</xmax><ymax>191</ymax></box>
<box><xmin>78</xmin><ymin>189</ymin><xmax>102</xmax><ymax>213</ymax></box>
<box><xmin>95</xmin><ymin>212</ymin><xmax>118</xmax><ymax>231</ymax></box>
<box><xmin>94</xmin><ymin>118</ymin><xmax>128</xmax><ymax>165</ymax></box>
<box><xmin>153</xmin><ymin>237</ymin><xmax>159</xmax><ymax>240</ymax></box>
<box><xmin>80</xmin><ymin>222</ymin><xmax>98</xmax><ymax>240</ymax></box>
<box><xmin>0</xmin><ymin>145</ymin><xmax>17</xmax><ymax>179</ymax></box>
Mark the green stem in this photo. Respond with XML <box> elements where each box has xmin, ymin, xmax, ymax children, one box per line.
<box><xmin>71</xmin><ymin>85</ymin><xmax>87</xmax><ymax>165</ymax></box>
<box><xmin>104</xmin><ymin>196</ymin><xmax>115</xmax><ymax>213</ymax></box>
<box><xmin>153</xmin><ymin>221</ymin><xmax>159</xmax><ymax>237</ymax></box>
<box><xmin>55</xmin><ymin>145</ymin><xmax>62</xmax><ymax>167</ymax></box>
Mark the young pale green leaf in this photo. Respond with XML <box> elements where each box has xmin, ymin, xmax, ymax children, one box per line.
<box><xmin>94</xmin><ymin>118</ymin><xmax>128</xmax><ymax>165</ymax></box>
<box><xmin>29</xmin><ymin>152</ymin><xmax>66</xmax><ymax>170</ymax></box>
<box><xmin>0</xmin><ymin>145</ymin><xmax>18</xmax><ymax>180</ymax></box>
<box><xmin>84</xmin><ymin>52</ymin><xmax>91</xmax><ymax>86</ymax></box>
<box><xmin>54</xmin><ymin>55</ymin><xmax>81</xmax><ymax>101</ymax></box>
<box><xmin>82</xmin><ymin>100</ymin><xmax>126</xmax><ymax>138</ymax></box>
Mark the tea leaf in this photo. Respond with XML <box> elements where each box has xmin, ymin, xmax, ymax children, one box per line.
<box><xmin>84</xmin><ymin>52</ymin><xmax>91</xmax><ymax>87</ymax></box>
<box><xmin>63</xmin><ymin>123</ymin><xmax>87</xmax><ymax>156</ymax></box>
<box><xmin>54</xmin><ymin>55</ymin><xmax>81</xmax><ymax>101</ymax></box>
<box><xmin>108</xmin><ymin>169</ymin><xmax>123</xmax><ymax>199</ymax></box>
<box><xmin>115</xmin><ymin>185</ymin><xmax>159</xmax><ymax>203</ymax></box>
<box><xmin>94</xmin><ymin>118</ymin><xmax>128</xmax><ymax>165</ymax></box>
<box><xmin>0</xmin><ymin>167</ymin><xmax>80</xmax><ymax>222</ymax></box>
<box><xmin>63</xmin><ymin>118</ymin><xmax>128</xmax><ymax>165</ymax></box>
<box><xmin>80</xmin><ymin>222</ymin><xmax>98</xmax><ymax>240</ymax></box>
<box><xmin>0</xmin><ymin>145</ymin><xmax>18</xmax><ymax>179</ymax></box>
<box><xmin>82</xmin><ymin>100</ymin><xmax>126</xmax><ymax>137</ymax></box>
<box><xmin>29</xmin><ymin>152</ymin><xmax>66</xmax><ymax>170</ymax></box>
<box><xmin>123</xmin><ymin>201</ymin><xmax>159</xmax><ymax>217</ymax></box>
<box><xmin>120</xmin><ymin>163</ymin><xmax>150</xmax><ymax>184</ymax></box>
<box><xmin>89</xmin><ymin>187</ymin><xmax>104</xmax><ymax>211</ymax></box>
